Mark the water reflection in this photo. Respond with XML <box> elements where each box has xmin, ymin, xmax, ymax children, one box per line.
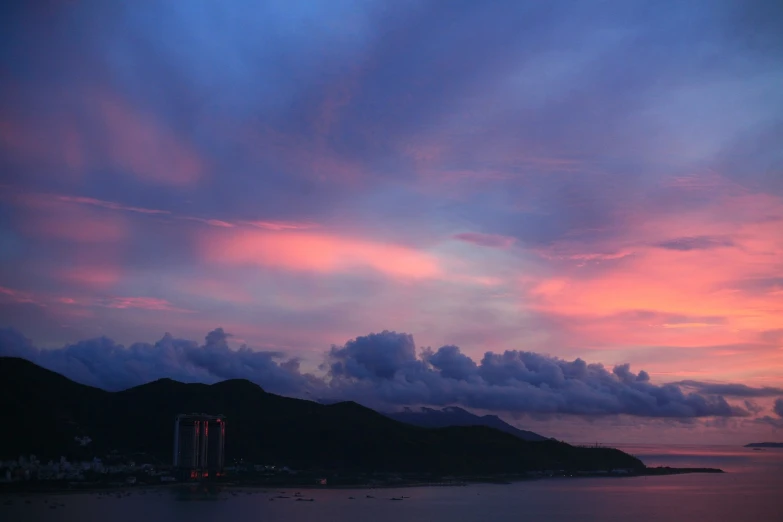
<box><xmin>172</xmin><ymin>484</ymin><xmax>225</xmax><ymax>502</ymax></box>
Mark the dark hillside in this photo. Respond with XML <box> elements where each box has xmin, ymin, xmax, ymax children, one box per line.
<box><xmin>0</xmin><ymin>357</ymin><xmax>644</xmax><ymax>473</ymax></box>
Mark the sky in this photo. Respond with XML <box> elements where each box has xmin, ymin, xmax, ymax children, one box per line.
<box><xmin>0</xmin><ymin>0</ymin><xmax>782</xmax><ymax>444</ymax></box>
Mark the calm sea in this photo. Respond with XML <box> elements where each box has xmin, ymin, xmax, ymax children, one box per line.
<box><xmin>2</xmin><ymin>445</ymin><xmax>781</xmax><ymax>522</ymax></box>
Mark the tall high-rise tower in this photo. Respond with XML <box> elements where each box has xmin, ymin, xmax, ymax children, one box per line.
<box><xmin>173</xmin><ymin>414</ymin><xmax>225</xmax><ymax>479</ymax></box>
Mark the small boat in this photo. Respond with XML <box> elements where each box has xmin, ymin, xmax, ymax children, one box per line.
<box><xmin>295</xmin><ymin>498</ymin><xmax>315</xmax><ymax>502</ymax></box>
<box><xmin>366</xmin><ymin>495</ymin><xmax>375</xmax><ymax>499</ymax></box>
<box><xmin>390</xmin><ymin>497</ymin><xmax>403</xmax><ymax>501</ymax></box>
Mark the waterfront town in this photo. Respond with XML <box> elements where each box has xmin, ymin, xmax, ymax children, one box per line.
<box><xmin>0</xmin><ymin>451</ymin><xmax>639</xmax><ymax>492</ymax></box>
<box><xmin>0</xmin><ymin>452</ymin><xmax>301</xmax><ymax>488</ymax></box>
<box><xmin>0</xmin><ymin>412</ymin><xmax>681</xmax><ymax>493</ymax></box>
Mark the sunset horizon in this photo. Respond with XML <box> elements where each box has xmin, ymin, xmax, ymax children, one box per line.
<box><xmin>1</xmin><ymin>0</ymin><xmax>782</xmax><ymax>448</ymax></box>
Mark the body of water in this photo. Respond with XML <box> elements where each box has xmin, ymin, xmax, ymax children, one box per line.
<box><xmin>2</xmin><ymin>445</ymin><xmax>781</xmax><ymax>521</ymax></box>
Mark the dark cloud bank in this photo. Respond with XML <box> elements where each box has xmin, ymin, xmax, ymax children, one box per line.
<box><xmin>2</xmin><ymin>328</ymin><xmax>780</xmax><ymax>420</ymax></box>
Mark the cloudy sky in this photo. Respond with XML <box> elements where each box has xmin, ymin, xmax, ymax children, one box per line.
<box><xmin>1</xmin><ymin>0</ymin><xmax>781</xmax><ymax>443</ymax></box>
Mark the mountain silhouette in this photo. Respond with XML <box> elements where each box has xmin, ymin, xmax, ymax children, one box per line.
<box><xmin>387</xmin><ymin>406</ymin><xmax>548</xmax><ymax>441</ymax></box>
<box><xmin>0</xmin><ymin>357</ymin><xmax>644</xmax><ymax>474</ymax></box>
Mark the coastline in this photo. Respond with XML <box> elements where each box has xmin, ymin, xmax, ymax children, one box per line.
<box><xmin>0</xmin><ymin>467</ymin><xmax>725</xmax><ymax>497</ymax></box>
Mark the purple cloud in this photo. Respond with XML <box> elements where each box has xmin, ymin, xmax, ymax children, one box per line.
<box><xmin>328</xmin><ymin>331</ymin><xmax>418</xmax><ymax>380</ymax></box>
<box><xmin>1</xmin><ymin>327</ymin><xmax>761</xmax><ymax>419</ymax></box>
<box><xmin>0</xmin><ymin>327</ymin><xmax>310</xmax><ymax>395</ymax></box>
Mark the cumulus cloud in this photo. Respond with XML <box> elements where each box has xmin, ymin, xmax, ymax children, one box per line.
<box><xmin>329</xmin><ymin>332</ymin><xmax>418</xmax><ymax>380</ymax></box>
<box><xmin>323</xmin><ymin>332</ymin><xmax>746</xmax><ymax>418</ymax></box>
<box><xmin>0</xmin><ymin>327</ymin><xmax>312</xmax><ymax>394</ymax></box>
<box><xmin>0</xmin><ymin>327</ymin><xmax>767</xmax><ymax>419</ymax></box>
<box><xmin>425</xmin><ymin>345</ymin><xmax>478</xmax><ymax>381</ymax></box>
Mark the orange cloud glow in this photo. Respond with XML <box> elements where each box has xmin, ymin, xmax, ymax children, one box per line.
<box><xmin>521</xmin><ymin>184</ymin><xmax>783</xmax><ymax>384</ymax></box>
<box><xmin>201</xmin><ymin>229</ymin><xmax>442</xmax><ymax>279</ymax></box>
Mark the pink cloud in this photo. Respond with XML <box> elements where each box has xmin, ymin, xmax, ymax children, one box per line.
<box><xmin>0</xmin><ymin>118</ymin><xmax>87</xmax><ymax>177</ymax></box>
<box><xmin>454</xmin><ymin>232</ymin><xmax>516</xmax><ymax>249</ymax></box>
<box><xmin>518</xmin><ymin>178</ymin><xmax>783</xmax><ymax>383</ymax></box>
<box><xmin>201</xmin><ymin>229</ymin><xmax>441</xmax><ymax>279</ymax></box>
<box><xmin>0</xmin><ymin>286</ymin><xmax>40</xmax><ymax>305</ymax></box>
<box><xmin>180</xmin><ymin>217</ymin><xmax>237</xmax><ymax>228</ymax></box>
<box><xmin>535</xmin><ymin>245</ymin><xmax>635</xmax><ymax>262</ymax></box>
<box><xmin>19</xmin><ymin>197</ymin><xmax>128</xmax><ymax>244</ymax></box>
<box><xmin>528</xmin><ymin>244</ymin><xmax>781</xmax><ymax>334</ymax></box>
<box><xmin>7</xmin><ymin>189</ymin><xmax>328</xmax><ymax>243</ymax></box>
<box><xmin>398</xmin><ymin>132</ymin><xmax>596</xmax><ymax>200</ymax></box>
<box><xmin>455</xmin><ymin>275</ymin><xmax>505</xmax><ymax>287</ymax></box>
<box><xmin>2</xmin><ymin>86</ymin><xmax>205</xmax><ymax>187</ymax></box>
<box><xmin>54</xmin><ymin>195</ymin><xmax>170</xmax><ymax>215</ymax></box>
<box><xmin>58</xmin><ymin>265</ymin><xmax>123</xmax><ymax>289</ymax></box>
<box><xmin>97</xmin><ymin>93</ymin><xmax>204</xmax><ymax>186</ymax></box>
<box><xmin>4</xmin><ymin>190</ymin><xmax>170</xmax><ymax>218</ymax></box>
<box><xmin>0</xmin><ymin>285</ymin><xmax>189</xmax><ymax>314</ymax></box>
<box><xmin>529</xmin><ymin>178</ymin><xmax>781</xmax><ymax>303</ymax></box>
<box><xmin>99</xmin><ymin>296</ymin><xmax>191</xmax><ymax>313</ymax></box>
<box><xmin>242</xmin><ymin>220</ymin><xmax>321</xmax><ymax>231</ymax></box>
<box><xmin>243</xmin><ymin>126</ymin><xmax>365</xmax><ymax>184</ymax></box>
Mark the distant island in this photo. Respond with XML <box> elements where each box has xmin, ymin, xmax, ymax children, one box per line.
<box><xmin>745</xmin><ymin>442</ymin><xmax>783</xmax><ymax>448</ymax></box>
<box><xmin>0</xmin><ymin>357</ymin><xmax>723</xmax><ymax>491</ymax></box>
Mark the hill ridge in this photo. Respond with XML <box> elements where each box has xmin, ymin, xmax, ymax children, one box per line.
<box><xmin>387</xmin><ymin>405</ymin><xmax>548</xmax><ymax>441</ymax></box>
<box><xmin>0</xmin><ymin>356</ymin><xmax>643</xmax><ymax>474</ymax></box>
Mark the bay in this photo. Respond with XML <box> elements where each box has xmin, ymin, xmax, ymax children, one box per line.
<box><xmin>2</xmin><ymin>445</ymin><xmax>781</xmax><ymax>522</ymax></box>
